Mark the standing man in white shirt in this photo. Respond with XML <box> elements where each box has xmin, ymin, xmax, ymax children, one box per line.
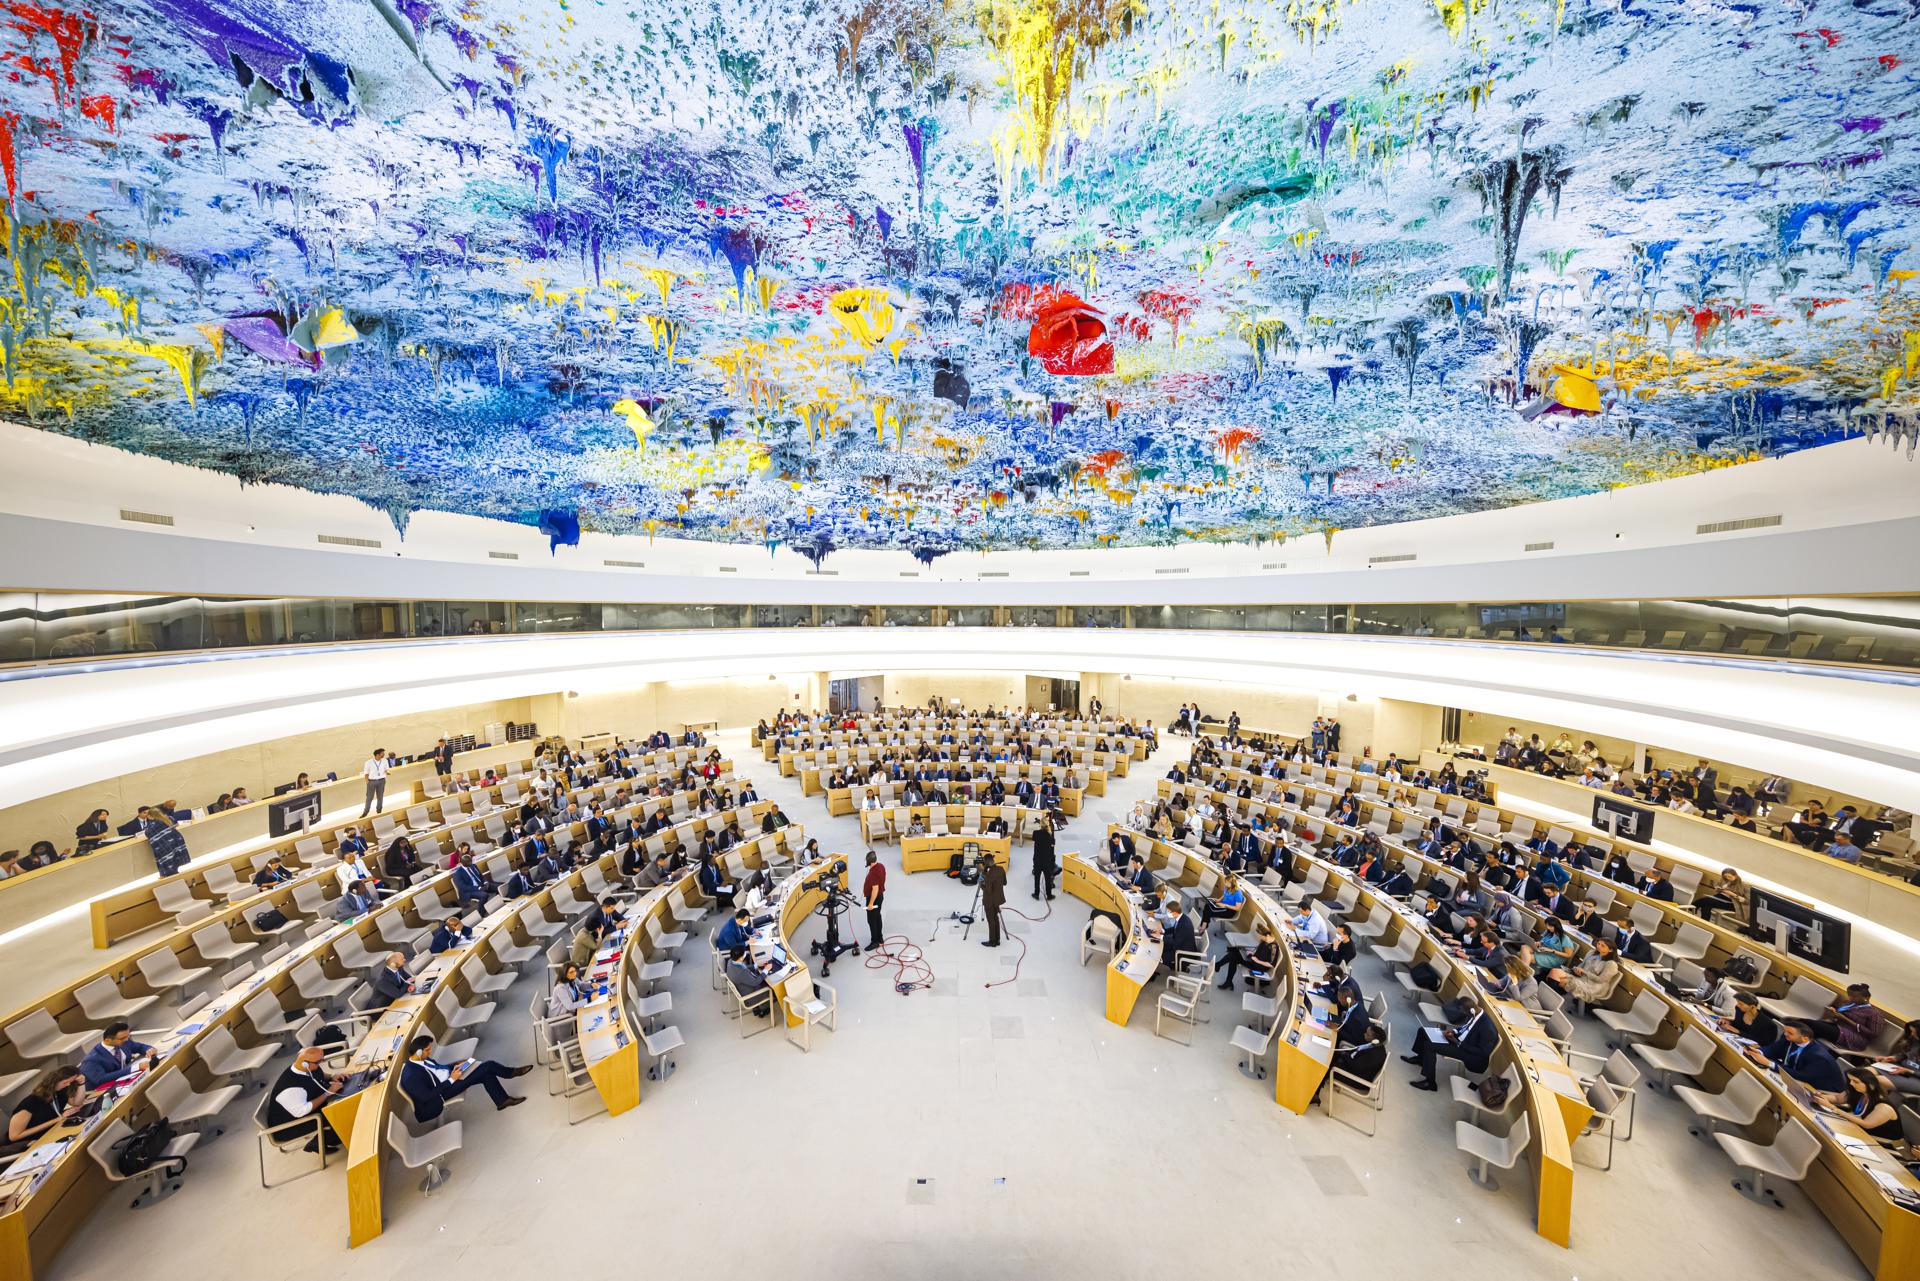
<box><xmin>362</xmin><ymin>747</ymin><xmax>391</xmax><ymax>816</ymax></box>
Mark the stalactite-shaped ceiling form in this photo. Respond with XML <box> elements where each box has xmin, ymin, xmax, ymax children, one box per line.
<box><xmin>0</xmin><ymin>0</ymin><xmax>1915</xmax><ymax>559</ymax></box>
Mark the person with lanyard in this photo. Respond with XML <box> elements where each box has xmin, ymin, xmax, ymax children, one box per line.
<box><xmin>361</xmin><ymin>746</ymin><xmax>391</xmax><ymax>817</ymax></box>
<box><xmin>1745</xmin><ymin>1019</ymin><xmax>1847</xmax><ymax>1093</ymax></box>
<box><xmin>9</xmin><ymin>1065</ymin><xmax>87</xmax><ymax>1143</ymax></box>
<box><xmin>1809</xmin><ymin>984</ymin><xmax>1886</xmax><ymax>1052</ymax></box>
<box><xmin>1819</xmin><ymin>1069</ymin><xmax>1905</xmax><ymax>1144</ymax></box>
<box><xmin>252</xmin><ymin>856</ymin><xmax>294</xmax><ymax>889</ymax></box>
<box><xmin>266</xmin><ymin>1045</ymin><xmax>348</xmax><ymax>1153</ymax></box>
<box><xmin>547</xmin><ymin>962</ymin><xmax>593</xmax><ymax>1019</ymax></box>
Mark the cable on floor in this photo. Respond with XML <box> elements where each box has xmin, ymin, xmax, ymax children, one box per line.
<box><xmin>983</xmin><ymin>895</ymin><xmax>1054</xmax><ymax>990</ymax></box>
<box><xmin>865</xmin><ymin>934</ymin><xmax>936</xmax><ymax>995</ymax></box>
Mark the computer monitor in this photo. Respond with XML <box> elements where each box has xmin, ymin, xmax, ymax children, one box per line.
<box><xmin>1749</xmin><ymin>887</ymin><xmax>1852</xmax><ymax>974</ymax></box>
<box><xmin>1591</xmin><ymin>795</ymin><xmax>1656</xmax><ymax>843</ymax></box>
<box><xmin>268</xmin><ymin>790</ymin><xmax>323</xmax><ymax>838</ymax></box>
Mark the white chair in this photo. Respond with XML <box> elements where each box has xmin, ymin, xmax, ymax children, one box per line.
<box><xmin>1675</xmin><ymin>1069</ymin><xmax>1771</xmax><ymax>1137</ymax></box>
<box><xmin>242</xmin><ymin>990</ymin><xmax>320</xmax><ymax>1050</ymax></box>
<box><xmin>192</xmin><ymin>922</ymin><xmax>259</xmax><ymax>969</ymax></box>
<box><xmin>203</xmin><ymin>863</ymin><xmax>250</xmax><ymax>902</ymax></box>
<box><xmin>1229</xmin><ymin>1013</ymin><xmax>1281</xmax><ymax>1081</ymax></box>
<box><xmin>435</xmin><ymin>988</ymin><xmax>496</xmax><ymax>1034</ymax></box>
<box><xmin>146</xmin><ymin>1066</ymin><xmax>243</xmax><ymax>1133</ymax></box>
<box><xmin>290</xmin><ymin>958</ymin><xmax>355</xmax><ymax>1009</ymax></box>
<box><xmin>1450</xmin><ymin>1065</ymin><xmax>1520</xmax><ymax>1121</ymax></box>
<box><xmin>1653</xmin><ymin>922</ymin><xmax>1713</xmax><ymax>967</ymax></box>
<box><xmin>1575</xmin><ymin>1077</ymin><xmax>1630</xmax><ymax>1170</ymax></box>
<box><xmin>153</xmin><ymin>879</ymin><xmax>214</xmax><ymax>927</ymax></box>
<box><xmin>1154</xmin><ymin>985</ymin><xmax>1201</xmax><ymax>1044</ymax></box>
<box><xmin>642</xmin><ymin>1023</ymin><xmax>685</xmax><ymax>1081</ymax></box>
<box><xmin>645</xmin><ymin>915</ymin><xmax>687</xmax><ymax>954</ymax></box>
<box><xmin>199</xmin><ymin>1025</ymin><xmax>275</xmax><ymax>1088</ymax></box>
<box><xmin>725</xmin><ymin>976</ymin><xmax>775</xmax><ymax>1035</ymax></box>
<box><xmin>461</xmin><ymin>958</ymin><xmax>514</xmax><ymax>997</ymax></box>
<box><xmin>1566</xmin><ymin>1047</ymin><xmax>1641</xmax><ymax>1139</ymax></box>
<box><xmin>1454</xmin><ymin>1111</ymin><xmax>1531</xmax><ymax>1191</ymax></box>
<box><xmin>1632</xmin><ymin>1027</ymin><xmax>1717</xmax><ymax>1093</ymax></box>
<box><xmin>251</xmin><ymin>1089</ymin><xmax>329</xmax><ymax>1187</ymax></box>
<box><xmin>5</xmin><ymin>1009</ymin><xmax>95</xmax><ymax>1062</ymax></box>
<box><xmin>386</xmin><ymin>1112</ymin><xmax>461</xmax><ymax>1194</ymax></box>
<box><xmin>75</xmin><ymin>975</ymin><xmax>160</xmax><ymax>1023</ymax></box>
<box><xmin>782</xmin><ymin>975</ymin><xmax>837</xmax><ymax>1051</ymax></box>
<box><xmin>88</xmin><ymin>1116</ymin><xmax>197</xmax><ymax>1208</ymax></box>
<box><xmin>1325</xmin><ymin>1043</ymin><xmax>1389</xmax><ymax>1136</ymax></box>
<box><xmin>517</xmin><ymin>903</ymin><xmax>565</xmax><ymax>941</ymax></box>
<box><xmin>1596</xmin><ymin>990</ymin><xmax>1666</xmax><ymax>1050</ymax></box>
<box><xmin>1714</xmin><ymin>1119</ymin><xmax>1821</xmax><ymax>1208</ymax></box>
<box><xmin>1759</xmin><ymin>976</ymin><xmax>1837</xmax><ymax>1024</ymax></box>
<box><xmin>1080</xmin><ymin>916</ymin><xmax>1120</xmax><ymax>964</ymax></box>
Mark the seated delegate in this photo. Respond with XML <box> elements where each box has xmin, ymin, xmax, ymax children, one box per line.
<box><xmin>397</xmin><ymin>1034</ymin><xmax>534</xmax><ymax>1118</ymax></box>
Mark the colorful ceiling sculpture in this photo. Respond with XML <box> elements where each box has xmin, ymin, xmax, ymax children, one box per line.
<box><xmin>0</xmin><ymin>0</ymin><xmax>1915</xmax><ymax>558</ymax></box>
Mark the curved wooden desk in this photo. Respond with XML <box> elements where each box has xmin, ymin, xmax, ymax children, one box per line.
<box><xmin>1060</xmin><ymin>854</ymin><xmax>1161</xmax><ymax>1025</ymax></box>
<box><xmin>574</xmin><ymin>826</ymin><xmax>808</xmax><ymax>1113</ymax></box>
<box><xmin>899</xmin><ymin>834</ymin><xmax>1012</xmax><ymax>875</ymax></box>
<box><xmin>0</xmin><ymin>871</ymin><xmax>460</xmax><ymax>1281</ymax></box>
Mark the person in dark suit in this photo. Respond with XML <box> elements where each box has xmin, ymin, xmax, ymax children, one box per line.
<box><xmin>1718</xmin><ymin>993</ymin><xmax>1779</xmax><ymax>1047</ymax></box>
<box><xmin>80</xmin><ymin>1023</ymin><xmax>157</xmax><ymax>1088</ymax></box>
<box><xmin>1332</xmin><ymin>1024</ymin><xmax>1387</xmax><ymax>1084</ymax></box>
<box><xmin>432</xmin><ymin>738</ymin><xmax>457</xmax><ymax>778</ymax></box>
<box><xmin>398</xmin><ymin>1034</ymin><xmax>531</xmax><ymax>1119</ymax></box>
<box><xmin>1127</xmin><ymin>856</ymin><xmax>1155</xmax><ymax>895</ymax></box>
<box><xmin>1638</xmin><ymin>869</ymin><xmax>1676</xmax><ymax>902</ymax></box>
<box><xmin>1745</xmin><ymin>1020</ymin><xmax>1846</xmax><ymax>1094</ymax></box>
<box><xmin>1613</xmin><ymin>921</ymin><xmax>1656</xmax><ymax>964</ymax></box>
<box><xmin>1405</xmin><ymin>995</ymin><xmax>1497</xmax><ymax>1090</ymax></box>
<box><xmin>1334</xmin><ymin>987</ymin><xmax>1373</xmax><ymax>1047</ymax></box>
<box><xmin>979</xmin><ymin>853</ymin><xmax>1008</xmax><ymax>947</ymax></box>
<box><xmin>1159</xmin><ymin>910</ymin><xmax>1199</xmax><ymax>970</ymax></box>
<box><xmin>1031</xmin><ymin>822</ymin><xmax>1058</xmax><ymax>900</ymax></box>
<box><xmin>370</xmin><ymin>953</ymin><xmax>416</xmax><ymax>1007</ymax></box>
<box><xmin>451</xmin><ymin>856</ymin><xmax>489</xmax><ymax>909</ymax></box>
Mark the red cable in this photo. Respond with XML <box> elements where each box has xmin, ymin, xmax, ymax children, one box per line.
<box><xmin>983</xmin><ymin>897</ymin><xmax>1053</xmax><ymax>989</ymax></box>
<box><xmin>865</xmin><ymin>934</ymin><xmax>936</xmax><ymax>994</ymax></box>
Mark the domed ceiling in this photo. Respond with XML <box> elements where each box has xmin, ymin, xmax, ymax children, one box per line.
<box><xmin>0</xmin><ymin>0</ymin><xmax>1914</xmax><ymax>558</ymax></box>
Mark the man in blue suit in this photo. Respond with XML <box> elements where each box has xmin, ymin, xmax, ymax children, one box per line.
<box><xmin>715</xmin><ymin>907</ymin><xmax>754</xmax><ymax>953</ymax></box>
<box><xmin>398</xmin><ymin>1034</ymin><xmax>531</xmax><ymax>1119</ymax></box>
<box><xmin>1405</xmin><ymin>995</ymin><xmax>1497</xmax><ymax>1091</ymax></box>
<box><xmin>1745</xmin><ymin>1020</ymin><xmax>1846</xmax><ymax>1094</ymax></box>
<box><xmin>81</xmin><ymin>1022</ymin><xmax>157</xmax><ymax>1088</ymax></box>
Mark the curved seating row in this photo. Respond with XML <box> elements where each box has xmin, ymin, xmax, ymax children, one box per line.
<box><xmin>1170</xmin><ymin>768</ymin><xmax>1920</xmax><ymax>1272</ymax></box>
<box><xmin>1178</xmin><ymin>761</ymin><xmax>1912</xmax><ymax>1047</ymax></box>
<box><xmin>0</xmin><ymin>740</ymin><xmax>549</xmax><ymax>942</ymax></box>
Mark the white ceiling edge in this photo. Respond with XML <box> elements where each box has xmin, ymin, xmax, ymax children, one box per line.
<box><xmin>2</xmin><ymin>628</ymin><xmax>1915</xmax><ymax>814</ymax></box>
<box><xmin>2</xmin><ymin>421</ymin><xmax>1917</xmax><ymax>603</ymax></box>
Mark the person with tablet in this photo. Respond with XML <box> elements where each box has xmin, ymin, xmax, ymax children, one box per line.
<box><xmin>398</xmin><ymin>1034</ymin><xmax>533</xmax><ymax>1120</ymax></box>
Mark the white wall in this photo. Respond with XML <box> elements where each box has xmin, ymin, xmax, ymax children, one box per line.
<box><xmin>4</xmin><ymin>629</ymin><xmax>1915</xmax><ymax>817</ymax></box>
<box><xmin>3</xmin><ymin>421</ymin><xmax>1917</xmax><ymax>603</ymax></box>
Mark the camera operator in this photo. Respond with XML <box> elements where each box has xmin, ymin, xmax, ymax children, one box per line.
<box><xmin>979</xmin><ymin>851</ymin><xmax>1007</xmax><ymax>948</ymax></box>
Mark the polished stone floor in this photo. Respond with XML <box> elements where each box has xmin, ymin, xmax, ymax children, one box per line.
<box><xmin>42</xmin><ymin>727</ymin><xmax>1867</xmax><ymax>1281</ymax></box>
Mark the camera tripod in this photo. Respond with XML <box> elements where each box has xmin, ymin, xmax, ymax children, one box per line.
<box><xmin>934</xmin><ymin>879</ymin><xmax>984</xmax><ymax>941</ymax></box>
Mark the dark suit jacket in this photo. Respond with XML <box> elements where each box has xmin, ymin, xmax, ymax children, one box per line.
<box><xmin>399</xmin><ymin>1059</ymin><xmax>454</xmax><ymax>1122</ymax></box>
<box><xmin>1162</xmin><ymin>914</ymin><xmax>1198</xmax><ymax>959</ymax></box>
<box><xmin>371</xmin><ymin>965</ymin><xmax>415</xmax><ymax>1007</ymax></box>
<box><xmin>1614</xmin><ymin>929</ymin><xmax>1655</xmax><ymax>963</ymax></box>
<box><xmin>1451</xmin><ymin>1011</ymin><xmax>1498</xmax><ymax>1073</ymax></box>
